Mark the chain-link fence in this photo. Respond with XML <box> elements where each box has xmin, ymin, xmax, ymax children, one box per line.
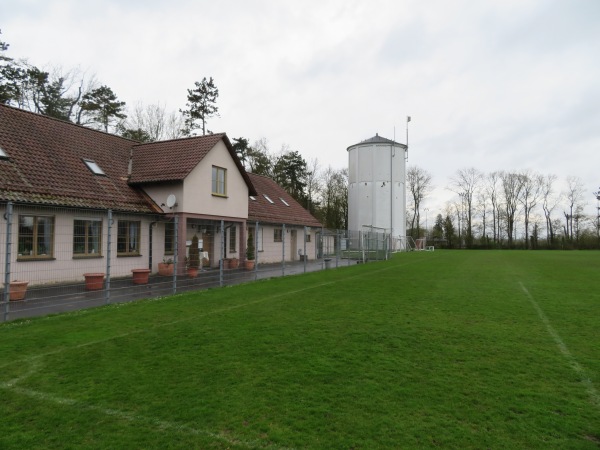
<box><xmin>1</xmin><ymin>202</ymin><xmax>392</xmax><ymax>322</ymax></box>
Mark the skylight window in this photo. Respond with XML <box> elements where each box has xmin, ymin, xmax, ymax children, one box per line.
<box><xmin>280</xmin><ymin>198</ymin><xmax>290</xmax><ymax>207</ymax></box>
<box><xmin>83</xmin><ymin>159</ymin><xmax>105</xmax><ymax>176</ymax></box>
<box><xmin>263</xmin><ymin>194</ymin><xmax>274</xmax><ymax>204</ymax></box>
<box><xmin>249</xmin><ymin>196</ymin><xmax>256</xmax><ymax>201</ymax></box>
<box><xmin>0</xmin><ymin>146</ymin><xmax>8</xmax><ymax>159</ymax></box>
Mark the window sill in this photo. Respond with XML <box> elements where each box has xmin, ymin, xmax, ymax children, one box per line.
<box><xmin>117</xmin><ymin>253</ymin><xmax>142</xmax><ymax>258</ymax></box>
<box><xmin>211</xmin><ymin>193</ymin><xmax>228</xmax><ymax>198</ymax></box>
<box><xmin>17</xmin><ymin>257</ymin><xmax>56</xmax><ymax>262</ymax></box>
<box><xmin>73</xmin><ymin>255</ymin><xmax>103</xmax><ymax>259</ymax></box>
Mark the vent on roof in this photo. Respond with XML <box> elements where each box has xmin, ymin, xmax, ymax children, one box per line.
<box><xmin>83</xmin><ymin>159</ymin><xmax>106</xmax><ymax>176</ymax></box>
<box><xmin>250</xmin><ymin>196</ymin><xmax>256</xmax><ymax>201</ymax></box>
<box><xmin>263</xmin><ymin>194</ymin><xmax>274</xmax><ymax>204</ymax></box>
<box><xmin>280</xmin><ymin>198</ymin><xmax>290</xmax><ymax>206</ymax></box>
<box><xmin>0</xmin><ymin>146</ymin><xmax>8</xmax><ymax>159</ymax></box>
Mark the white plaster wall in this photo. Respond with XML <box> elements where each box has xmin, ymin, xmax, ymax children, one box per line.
<box><xmin>1</xmin><ymin>206</ymin><xmax>154</xmax><ymax>287</ymax></box>
<box><xmin>183</xmin><ymin>141</ymin><xmax>249</xmax><ymax>219</ymax></box>
<box><xmin>253</xmin><ymin>224</ymin><xmax>316</xmax><ymax>264</ymax></box>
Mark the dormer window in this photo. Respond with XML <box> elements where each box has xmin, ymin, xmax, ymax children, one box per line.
<box><xmin>280</xmin><ymin>198</ymin><xmax>290</xmax><ymax>207</ymax></box>
<box><xmin>0</xmin><ymin>146</ymin><xmax>8</xmax><ymax>159</ymax></box>
<box><xmin>83</xmin><ymin>159</ymin><xmax>105</xmax><ymax>175</ymax></box>
<box><xmin>263</xmin><ymin>194</ymin><xmax>274</xmax><ymax>204</ymax></box>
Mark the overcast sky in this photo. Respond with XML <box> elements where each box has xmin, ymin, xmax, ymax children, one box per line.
<box><xmin>3</xmin><ymin>0</ymin><xmax>599</xmax><ymax>216</ymax></box>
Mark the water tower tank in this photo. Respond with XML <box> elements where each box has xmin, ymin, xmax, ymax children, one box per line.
<box><xmin>347</xmin><ymin>133</ymin><xmax>407</xmax><ymax>240</ymax></box>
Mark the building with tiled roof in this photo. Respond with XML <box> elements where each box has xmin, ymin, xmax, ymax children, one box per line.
<box><xmin>0</xmin><ymin>104</ymin><xmax>323</xmax><ymax>286</ymax></box>
<box><xmin>247</xmin><ymin>173</ymin><xmax>322</xmax><ymax>263</ymax></box>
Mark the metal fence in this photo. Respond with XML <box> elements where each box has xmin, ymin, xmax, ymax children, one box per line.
<box><xmin>1</xmin><ymin>202</ymin><xmax>391</xmax><ymax>322</ymax></box>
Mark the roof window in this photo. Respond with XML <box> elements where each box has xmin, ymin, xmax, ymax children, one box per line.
<box><xmin>0</xmin><ymin>146</ymin><xmax>8</xmax><ymax>159</ymax></box>
<box><xmin>83</xmin><ymin>159</ymin><xmax>106</xmax><ymax>175</ymax></box>
<box><xmin>280</xmin><ymin>198</ymin><xmax>290</xmax><ymax>206</ymax></box>
<box><xmin>250</xmin><ymin>196</ymin><xmax>256</xmax><ymax>201</ymax></box>
<box><xmin>263</xmin><ymin>194</ymin><xmax>274</xmax><ymax>204</ymax></box>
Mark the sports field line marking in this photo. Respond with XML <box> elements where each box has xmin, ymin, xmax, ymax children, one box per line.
<box><xmin>519</xmin><ymin>282</ymin><xmax>600</xmax><ymax>410</ymax></box>
<box><xmin>2</xmin><ymin>383</ymin><xmax>295</xmax><ymax>450</ymax></box>
<box><xmin>1</xmin><ymin>256</ymin><xmax>426</xmax><ymax>370</ymax></box>
<box><xmin>0</xmin><ymin>256</ymin><xmax>428</xmax><ymax>449</ymax></box>
<box><xmin>0</xmin><ymin>279</ymin><xmax>337</xmax><ymax>372</ymax></box>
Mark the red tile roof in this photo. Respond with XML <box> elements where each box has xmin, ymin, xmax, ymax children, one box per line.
<box><xmin>0</xmin><ymin>104</ymin><xmax>159</xmax><ymax>212</ymax></box>
<box><xmin>129</xmin><ymin>134</ymin><xmax>257</xmax><ymax>195</ymax></box>
<box><xmin>247</xmin><ymin>173</ymin><xmax>322</xmax><ymax>227</ymax></box>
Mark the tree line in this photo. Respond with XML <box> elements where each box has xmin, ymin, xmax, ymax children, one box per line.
<box><xmin>407</xmin><ymin>166</ymin><xmax>599</xmax><ymax>250</ymax></box>
<box><xmin>1</xmin><ymin>30</ymin><xmax>348</xmax><ymax>230</ymax></box>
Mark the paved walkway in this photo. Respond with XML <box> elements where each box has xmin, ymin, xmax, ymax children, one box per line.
<box><xmin>2</xmin><ymin>258</ymin><xmax>355</xmax><ymax>322</ymax></box>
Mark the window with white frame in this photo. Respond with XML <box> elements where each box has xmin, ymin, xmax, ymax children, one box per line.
<box><xmin>73</xmin><ymin>219</ymin><xmax>102</xmax><ymax>256</ymax></box>
<box><xmin>18</xmin><ymin>215</ymin><xmax>54</xmax><ymax>259</ymax></box>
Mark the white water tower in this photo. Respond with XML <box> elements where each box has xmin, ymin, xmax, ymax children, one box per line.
<box><xmin>347</xmin><ymin>133</ymin><xmax>407</xmax><ymax>243</ymax></box>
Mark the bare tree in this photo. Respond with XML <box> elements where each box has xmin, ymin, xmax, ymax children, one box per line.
<box><xmin>563</xmin><ymin>176</ymin><xmax>586</xmax><ymax>242</ymax></box>
<box><xmin>518</xmin><ymin>171</ymin><xmax>543</xmax><ymax>249</ymax></box>
<box><xmin>449</xmin><ymin>167</ymin><xmax>483</xmax><ymax>247</ymax></box>
<box><xmin>541</xmin><ymin>174</ymin><xmax>559</xmax><ymax>246</ymax></box>
<box><xmin>406</xmin><ymin>166</ymin><xmax>433</xmax><ymax>238</ymax></box>
<box><xmin>500</xmin><ymin>171</ymin><xmax>524</xmax><ymax>246</ymax></box>
<box><xmin>319</xmin><ymin>166</ymin><xmax>348</xmax><ymax>230</ymax></box>
<box><xmin>304</xmin><ymin>157</ymin><xmax>322</xmax><ymax>215</ymax></box>
<box><xmin>121</xmin><ymin>102</ymin><xmax>184</xmax><ymax>142</ymax></box>
<box><xmin>484</xmin><ymin>171</ymin><xmax>502</xmax><ymax>243</ymax></box>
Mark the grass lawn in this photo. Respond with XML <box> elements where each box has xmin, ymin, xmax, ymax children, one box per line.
<box><xmin>1</xmin><ymin>250</ymin><xmax>599</xmax><ymax>449</ymax></box>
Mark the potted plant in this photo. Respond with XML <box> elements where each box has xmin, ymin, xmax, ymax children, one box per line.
<box><xmin>158</xmin><ymin>257</ymin><xmax>174</xmax><ymax>276</ymax></box>
<box><xmin>131</xmin><ymin>268</ymin><xmax>151</xmax><ymax>284</ymax></box>
<box><xmin>229</xmin><ymin>257</ymin><xmax>239</xmax><ymax>269</ymax></box>
<box><xmin>9</xmin><ymin>280</ymin><xmax>29</xmax><ymax>301</ymax></box>
<box><xmin>187</xmin><ymin>234</ymin><xmax>200</xmax><ymax>277</ymax></box>
<box><xmin>245</xmin><ymin>233</ymin><xmax>255</xmax><ymax>270</ymax></box>
<box><xmin>83</xmin><ymin>273</ymin><xmax>105</xmax><ymax>290</ymax></box>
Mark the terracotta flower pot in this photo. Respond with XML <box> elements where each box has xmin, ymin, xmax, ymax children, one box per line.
<box><xmin>229</xmin><ymin>258</ymin><xmax>239</xmax><ymax>269</ymax></box>
<box><xmin>158</xmin><ymin>263</ymin><xmax>174</xmax><ymax>276</ymax></box>
<box><xmin>132</xmin><ymin>268</ymin><xmax>151</xmax><ymax>285</ymax></box>
<box><xmin>187</xmin><ymin>267</ymin><xmax>199</xmax><ymax>278</ymax></box>
<box><xmin>9</xmin><ymin>281</ymin><xmax>29</xmax><ymax>301</ymax></box>
<box><xmin>245</xmin><ymin>260</ymin><xmax>255</xmax><ymax>271</ymax></box>
<box><xmin>83</xmin><ymin>273</ymin><xmax>105</xmax><ymax>291</ymax></box>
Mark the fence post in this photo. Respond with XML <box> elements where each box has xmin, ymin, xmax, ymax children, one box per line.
<box><xmin>3</xmin><ymin>202</ymin><xmax>13</xmax><ymax>322</ymax></box>
<box><xmin>254</xmin><ymin>221</ymin><xmax>259</xmax><ymax>281</ymax></box>
<box><xmin>282</xmin><ymin>223</ymin><xmax>286</xmax><ymax>276</ymax></box>
<box><xmin>173</xmin><ymin>215</ymin><xmax>178</xmax><ymax>295</ymax></box>
<box><xmin>303</xmin><ymin>226</ymin><xmax>307</xmax><ymax>273</ymax></box>
<box><xmin>220</xmin><ymin>220</ymin><xmax>224</xmax><ymax>287</ymax></box>
<box><xmin>336</xmin><ymin>230</ymin><xmax>340</xmax><ymax>268</ymax></box>
<box><xmin>105</xmin><ymin>209</ymin><xmax>112</xmax><ymax>304</ymax></box>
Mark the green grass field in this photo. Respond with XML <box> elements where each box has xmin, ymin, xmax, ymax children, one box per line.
<box><xmin>1</xmin><ymin>251</ymin><xmax>599</xmax><ymax>449</ymax></box>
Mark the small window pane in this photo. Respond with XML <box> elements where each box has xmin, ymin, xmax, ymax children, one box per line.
<box><xmin>83</xmin><ymin>159</ymin><xmax>105</xmax><ymax>175</ymax></box>
<box><xmin>212</xmin><ymin>166</ymin><xmax>226</xmax><ymax>195</ymax></box>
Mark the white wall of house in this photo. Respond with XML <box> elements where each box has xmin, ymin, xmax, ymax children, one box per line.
<box><xmin>0</xmin><ymin>205</ymin><xmax>155</xmax><ymax>287</ymax></box>
<box><xmin>183</xmin><ymin>141</ymin><xmax>249</xmax><ymax>219</ymax></box>
<box><xmin>251</xmin><ymin>224</ymin><xmax>317</xmax><ymax>264</ymax></box>
<box><xmin>142</xmin><ymin>182</ymin><xmax>184</xmax><ymax>214</ymax></box>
